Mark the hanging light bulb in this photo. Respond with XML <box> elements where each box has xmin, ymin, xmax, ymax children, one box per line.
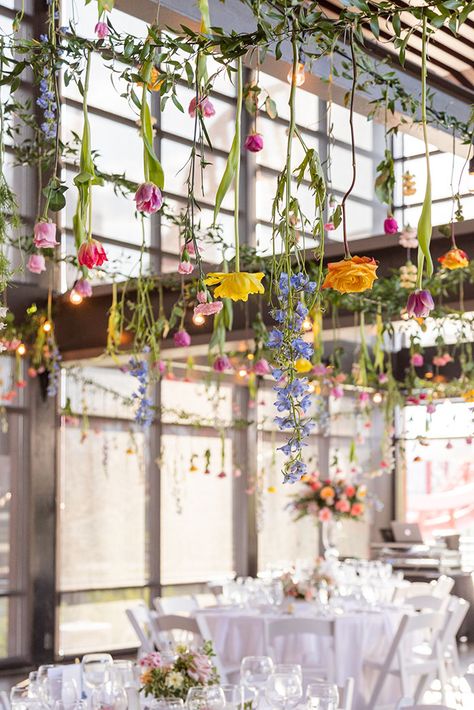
<box><xmin>42</xmin><ymin>320</ymin><xmax>52</xmax><ymax>333</ymax></box>
<box><xmin>302</xmin><ymin>316</ymin><xmax>312</xmax><ymax>332</ymax></box>
<box><xmin>69</xmin><ymin>289</ymin><xmax>83</xmax><ymax>305</ymax></box>
<box><xmin>469</xmin><ymin>152</ymin><xmax>474</xmax><ymax>193</ymax></box>
<box><xmin>373</xmin><ymin>391</ymin><xmax>383</xmax><ymax>404</ymax></box>
<box><xmin>247</xmin><ymin>353</ymin><xmax>254</xmax><ymax>361</ymax></box>
<box><xmin>192</xmin><ymin>312</ymin><xmax>205</xmax><ymax>326</ymax></box>
<box><xmin>16</xmin><ymin>343</ymin><xmax>26</xmax><ymax>356</ymax></box>
<box><xmin>238</xmin><ymin>367</ymin><xmax>247</xmax><ymax>378</ymax></box>
<box><xmin>287</xmin><ymin>60</ymin><xmax>306</xmax><ymax>87</ymax></box>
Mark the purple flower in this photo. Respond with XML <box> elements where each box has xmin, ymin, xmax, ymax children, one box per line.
<box><xmin>173</xmin><ymin>329</ymin><xmax>191</xmax><ymax>347</ymax></box>
<box><xmin>95</xmin><ymin>21</ymin><xmax>110</xmax><ymax>39</ymax></box>
<box><xmin>253</xmin><ymin>358</ymin><xmax>271</xmax><ymax>376</ymax></box>
<box><xmin>213</xmin><ymin>355</ymin><xmax>232</xmax><ymax>373</ymax></box>
<box><xmin>384</xmin><ymin>216</ymin><xmax>399</xmax><ymax>234</ymax></box>
<box><xmin>267</xmin><ymin>329</ymin><xmax>283</xmax><ymax>348</ymax></box>
<box><xmin>244</xmin><ymin>133</ymin><xmax>264</xmax><ymax>152</ymax></box>
<box><xmin>134</xmin><ymin>182</ymin><xmax>163</xmax><ymax>214</ymax></box>
<box><xmin>406</xmin><ymin>289</ymin><xmax>434</xmax><ymax>318</ymax></box>
<box><xmin>74</xmin><ymin>278</ymin><xmax>92</xmax><ymax>298</ymax></box>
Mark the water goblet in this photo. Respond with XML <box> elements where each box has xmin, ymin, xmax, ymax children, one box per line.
<box><xmin>240</xmin><ymin>656</ymin><xmax>274</xmax><ymax>707</ymax></box>
<box><xmin>82</xmin><ymin>653</ymin><xmax>113</xmax><ymax>709</ymax></box>
<box><xmin>186</xmin><ymin>686</ymin><xmax>226</xmax><ymax>710</ymax></box>
<box><xmin>306</xmin><ymin>682</ymin><xmax>339</xmax><ymax>710</ymax></box>
<box><xmin>265</xmin><ymin>672</ymin><xmax>302</xmax><ymax>710</ymax></box>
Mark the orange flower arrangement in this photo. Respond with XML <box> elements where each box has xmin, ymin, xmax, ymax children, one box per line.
<box><xmin>437</xmin><ymin>247</ymin><xmax>469</xmax><ymax>270</ymax></box>
<box><xmin>322</xmin><ymin>256</ymin><xmax>378</xmax><ymax>294</ymax></box>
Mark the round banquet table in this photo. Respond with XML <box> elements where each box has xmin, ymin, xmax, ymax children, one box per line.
<box><xmin>196</xmin><ymin>602</ymin><xmax>407</xmax><ymax>710</ymax></box>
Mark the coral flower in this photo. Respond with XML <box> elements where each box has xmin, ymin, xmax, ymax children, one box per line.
<box><xmin>318</xmin><ymin>508</ymin><xmax>332</xmax><ymax>522</ymax></box>
<box><xmin>406</xmin><ymin>289</ymin><xmax>434</xmax><ymax>318</ymax></box>
<box><xmin>188</xmin><ymin>96</ymin><xmax>215</xmax><ymax>118</ymax></box>
<box><xmin>351</xmin><ymin>503</ymin><xmax>364</xmax><ymax>517</ymax></box>
<box><xmin>322</xmin><ymin>256</ymin><xmax>378</xmax><ymax>294</ymax></box>
<box><xmin>173</xmin><ymin>329</ymin><xmax>191</xmax><ymax>347</ymax></box>
<box><xmin>95</xmin><ymin>21</ymin><xmax>110</xmax><ymax>39</ymax></box>
<box><xmin>74</xmin><ymin>278</ymin><xmax>92</xmax><ymax>298</ymax></box>
<box><xmin>204</xmin><ymin>272</ymin><xmax>265</xmax><ymax>302</ymax></box>
<box><xmin>253</xmin><ymin>358</ymin><xmax>271</xmax><ymax>376</ymax></box>
<box><xmin>345</xmin><ymin>485</ymin><xmax>356</xmax><ymax>497</ymax></box>
<box><xmin>134</xmin><ymin>182</ymin><xmax>163</xmax><ymax>214</ymax></box>
<box><xmin>194</xmin><ymin>301</ymin><xmax>223</xmax><ymax>317</ymax></box>
<box><xmin>295</xmin><ymin>358</ymin><xmax>313</xmax><ymax>374</ymax></box>
<box><xmin>78</xmin><ymin>239</ymin><xmax>108</xmax><ymax>269</ymax></box>
<box><xmin>27</xmin><ymin>254</ymin><xmax>46</xmax><ymax>274</ymax></box>
<box><xmin>320</xmin><ymin>485</ymin><xmax>334</xmax><ymax>500</ymax></box>
<box><xmin>244</xmin><ymin>133</ymin><xmax>264</xmax><ymax>152</ymax></box>
<box><xmin>34</xmin><ymin>221</ymin><xmax>58</xmax><ymax>248</ymax></box>
<box><xmin>335</xmin><ymin>499</ymin><xmax>350</xmax><ymax>513</ymax></box>
<box><xmin>438</xmin><ymin>248</ymin><xmax>469</xmax><ymax>270</ymax></box>
<box><xmin>384</xmin><ymin>216</ymin><xmax>399</xmax><ymax>234</ymax></box>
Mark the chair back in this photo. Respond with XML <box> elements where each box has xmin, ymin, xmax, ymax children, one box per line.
<box><xmin>126</xmin><ymin>602</ymin><xmax>159</xmax><ymax>653</ymax></box>
<box><xmin>432</xmin><ymin>575</ymin><xmax>454</xmax><ymax>599</ymax></box>
<box><xmin>403</xmin><ymin>595</ymin><xmax>445</xmax><ymax>612</ymax></box>
<box><xmin>0</xmin><ymin>691</ymin><xmax>10</xmax><ymax>710</ymax></box>
<box><xmin>154</xmin><ymin>613</ymin><xmax>204</xmax><ymax>649</ymax></box>
<box><xmin>439</xmin><ymin>595</ymin><xmax>469</xmax><ymax>647</ymax></box>
<box><xmin>339</xmin><ymin>677</ymin><xmax>354</xmax><ymax>710</ymax></box>
<box><xmin>153</xmin><ymin>595</ymin><xmax>199</xmax><ymax>616</ymax></box>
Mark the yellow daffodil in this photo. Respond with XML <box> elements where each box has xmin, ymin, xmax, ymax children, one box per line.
<box><xmin>204</xmin><ymin>272</ymin><xmax>265</xmax><ymax>302</ymax></box>
<box><xmin>295</xmin><ymin>357</ymin><xmax>313</xmax><ymax>373</ymax></box>
<box><xmin>267</xmin><ymin>486</ymin><xmax>276</xmax><ymax>493</ymax></box>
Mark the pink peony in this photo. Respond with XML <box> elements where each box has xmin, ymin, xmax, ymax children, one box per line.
<box><xmin>253</xmin><ymin>358</ymin><xmax>271</xmax><ymax>376</ymax></box>
<box><xmin>335</xmin><ymin>499</ymin><xmax>350</xmax><ymax>513</ymax></box>
<box><xmin>27</xmin><ymin>254</ymin><xmax>46</xmax><ymax>274</ymax></box>
<box><xmin>94</xmin><ymin>21</ymin><xmax>110</xmax><ymax>38</ymax></box>
<box><xmin>173</xmin><ymin>329</ymin><xmax>191</xmax><ymax>347</ymax></box>
<box><xmin>194</xmin><ymin>301</ymin><xmax>223</xmax><ymax>317</ymax></box>
<box><xmin>34</xmin><ymin>221</ymin><xmax>58</xmax><ymax>249</ymax></box>
<box><xmin>318</xmin><ymin>508</ymin><xmax>332</xmax><ymax>522</ymax></box>
<box><xmin>78</xmin><ymin>239</ymin><xmax>108</xmax><ymax>269</ymax></box>
<box><xmin>411</xmin><ymin>353</ymin><xmax>424</xmax><ymax>367</ymax></box>
<box><xmin>178</xmin><ymin>261</ymin><xmax>194</xmax><ymax>275</ymax></box>
<box><xmin>213</xmin><ymin>355</ymin><xmax>232</xmax><ymax>373</ymax></box>
<box><xmin>244</xmin><ymin>133</ymin><xmax>264</xmax><ymax>152</ymax></box>
<box><xmin>384</xmin><ymin>216</ymin><xmax>399</xmax><ymax>234</ymax></box>
<box><xmin>74</xmin><ymin>278</ymin><xmax>92</xmax><ymax>298</ymax></box>
<box><xmin>406</xmin><ymin>289</ymin><xmax>434</xmax><ymax>318</ymax></box>
<box><xmin>188</xmin><ymin>96</ymin><xmax>215</xmax><ymax>118</ymax></box>
<box><xmin>134</xmin><ymin>182</ymin><xmax>163</xmax><ymax>214</ymax></box>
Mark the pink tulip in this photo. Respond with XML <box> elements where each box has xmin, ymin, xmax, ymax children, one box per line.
<box><xmin>194</xmin><ymin>301</ymin><xmax>223</xmax><ymax>316</ymax></box>
<box><xmin>188</xmin><ymin>96</ymin><xmax>215</xmax><ymax>118</ymax></box>
<box><xmin>406</xmin><ymin>289</ymin><xmax>434</xmax><ymax>318</ymax></box>
<box><xmin>244</xmin><ymin>133</ymin><xmax>264</xmax><ymax>152</ymax></box>
<box><xmin>94</xmin><ymin>21</ymin><xmax>110</xmax><ymax>39</ymax></box>
<box><xmin>358</xmin><ymin>391</ymin><xmax>370</xmax><ymax>403</ymax></box>
<box><xmin>411</xmin><ymin>353</ymin><xmax>424</xmax><ymax>367</ymax></box>
<box><xmin>384</xmin><ymin>216</ymin><xmax>399</xmax><ymax>234</ymax></box>
<box><xmin>426</xmin><ymin>402</ymin><xmax>436</xmax><ymax>414</ymax></box>
<box><xmin>27</xmin><ymin>254</ymin><xmax>46</xmax><ymax>274</ymax></box>
<box><xmin>324</xmin><ymin>222</ymin><xmax>335</xmax><ymax>231</ymax></box>
<box><xmin>34</xmin><ymin>221</ymin><xmax>58</xmax><ymax>249</ymax></box>
<box><xmin>173</xmin><ymin>329</ymin><xmax>191</xmax><ymax>347</ymax></box>
<box><xmin>74</xmin><ymin>278</ymin><xmax>92</xmax><ymax>298</ymax></box>
<box><xmin>253</xmin><ymin>358</ymin><xmax>271</xmax><ymax>376</ymax></box>
<box><xmin>78</xmin><ymin>239</ymin><xmax>108</xmax><ymax>269</ymax></box>
<box><xmin>213</xmin><ymin>355</ymin><xmax>232</xmax><ymax>373</ymax></box>
<box><xmin>134</xmin><ymin>182</ymin><xmax>163</xmax><ymax>214</ymax></box>
<box><xmin>178</xmin><ymin>261</ymin><xmax>194</xmax><ymax>275</ymax></box>
<box><xmin>312</xmin><ymin>364</ymin><xmax>327</xmax><ymax>376</ymax></box>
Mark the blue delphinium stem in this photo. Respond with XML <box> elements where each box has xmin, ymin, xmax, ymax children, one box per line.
<box><xmin>128</xmin><ymin>352</ymin><xmax>154</xmax><ymax>427</ymax></box>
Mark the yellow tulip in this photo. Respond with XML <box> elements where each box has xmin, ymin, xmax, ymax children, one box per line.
<box><xmin>204</xmin><ymin>272</ymin><xmax>264</xmax><ymax>302</ymax></box>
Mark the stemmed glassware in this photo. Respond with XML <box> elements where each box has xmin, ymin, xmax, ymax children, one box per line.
<box><xmin>186</xmin><ymin>686</ymin><xmax>226</xmax><ymax>710</ymax></box>
<box><xmin>265</xmin><ymin>671</ymin><xmax>302</xmax><ymax>710</ymax></box>
<box><xmin>306</xmin><ymin>682</ymin><xmax>339</xmax><ymax>710</ymax></box>
<box><xmin>220</xmin><ymin>685</ymin><xmax>244</xmax><ymax>710</ymax></box>
<box><xmin>82</xmin><ymin>653</ymin><xmax>113</xmax><ymax>709</ymax></box>
<box><xmin>240</xmin><ymin>656</ymin><xmax>274</xmax><ymax>707</ymax></box>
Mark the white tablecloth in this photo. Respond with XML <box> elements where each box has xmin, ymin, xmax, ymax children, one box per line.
<box><xmin>197</xmin><ymin>603</ymin><xmax>405</xmax><ymax>710</ymax></box>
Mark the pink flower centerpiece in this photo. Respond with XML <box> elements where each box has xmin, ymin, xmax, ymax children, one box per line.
<box><xmin>139</xmin><ymin>644</ymin><xmax>219</xmax><ymax>701</ymax></box>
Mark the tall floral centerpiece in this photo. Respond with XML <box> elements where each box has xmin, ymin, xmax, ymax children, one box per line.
<box><xmin>291</xmin><ymin>473</ymin><xmax>366</xmax><ymax>559</ymax></box>
<box><xmin>139</xmin><ymin>644</ymin><xmax>219</xmax><ymax>701</ymax></box>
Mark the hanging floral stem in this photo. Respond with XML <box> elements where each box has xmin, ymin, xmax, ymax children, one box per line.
<box><xmin>341</xmin><ymin>29</ymin><xmax>357</xmax><ymax>260</ymax></box>
<box><xmin>285</xmin><ymin>35</ymin><xmax>298</xmax><ymax>275</ymax></box>
<box><xmin>234</xmin><ymin>56</ymin><xmax>243</xmax><ymax>273</ymax></box>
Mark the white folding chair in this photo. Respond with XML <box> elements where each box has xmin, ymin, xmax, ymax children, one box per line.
<box><xmin>403</xmin><ymin>595</ymin><xmax>446</xmax><ymax>613</ymax></box>
<box><xmin>365</xmin><ymin>612</ymin><xmax>442</xmax><ymax>709</ymax></box>
<box><xmin>153</xmin><ymin>594</ymin><xmax>200</xmax><ymax>616</ymax></box>
<box><xmin>431</xmin><ymin>576</ymin><xmax>455</xmax><ymax>599</ymax></box>
<box><xmin>393</xmin><ymin>583</ymin><xmax>435</xmax><ymax>604</ymax></box>
<box><xmin>126</xmin><ymin>601</ymin><xmax>162</xmax><ymax>654</ymax></box>
<box><xmin>338</xmin><ymin>677</ymin><xmax>354</xmax><ymax>710</ymax></box>
<box><xmin>0</xmin><ymin>691</ymin><xmax>10</xmax><ymax>710</ymax></box>
<box><xmin>265</xmin><ymin>617</ymin><xmax>335</xmax><ymax>682</ymax></box>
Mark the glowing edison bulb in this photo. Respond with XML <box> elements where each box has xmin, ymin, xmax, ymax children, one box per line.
<box><xmin>192</xmin><ymin>312</ymin><xmax>205</xmax><ymax>326</ymax></box>
<box><xmin>373</xmin><ymin>392</ymin><xmax>383</xmax><ymax>404</ymax></box>
<box><xmin>69</xmin><ymin>289</ymin><xmax>83</xmax><ymax>305</ymax></box>
<box><xmin>16</xmin><ymin>343</ymin><xmax>26</xmax><ymax>356</ymax></box>
<box><xmin>302</xmin><ymin>316</ymin><xmax>312</xmax><ymax>332</ymax></box>
<box><xmin>43</xmin><ymin>320</ymin><xmax>52</xmax><ymax>333</ymax></box>
<box><xmin>238</xmin><ymin>368</ymin><xmax>247</xmax><ymax>378</ymax></box>
<box><xmin>287</xmin><ymin>61</ymin><xmax>305</xmax><ymax>87</ymax></box>
<box><xmin>247</xmin><ymin>353</ymin><xmax>254</xmax><ymax>361</ymax></box>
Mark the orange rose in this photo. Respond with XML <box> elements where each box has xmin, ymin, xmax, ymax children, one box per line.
<box><xmin>322</xmin><ymin>256</ymin><xmax>378</xmax><ymax>293</ymax></box>
<box><xmin>320</xmin><ymin>485</ymin><xmax>334</xmax><ymax>500</ymax></box>
<box><xmin>438</xmin><ymin>248</ymin><xmax>469</xmax><ymax>270</ymax></box>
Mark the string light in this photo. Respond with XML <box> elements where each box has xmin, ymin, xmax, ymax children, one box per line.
<box><xmin>238</xmin><ymin>368</ymin><xmax>247</xmax><ymax>378</ymax></box>
<box><xmin>69</xmin><ymin>289</ymin><xmax>83</xmax><ymax>305</ymax></box>
<box><xmin>247</xmin><ymin>353</ymin><xmax>254</xmax><ymax>361</ymax></box>
<box><xmin>16</xmin><ymin>343</ymin><xmax>26</xmax><ymax>356</ymax></box>
<box><xmin>373</xmin><ymin>392</ymin><xmax>383</xmax><ymax>404</ymax></box>
<box><xmin>42</xmin><ymin>320</ymin><xmax>52</xmax><ymax>333</ymax></box>
<box><xmin>192</xmin><ymin>312</ymin><xmax>205</xmax><ymax>326</ymax></box>
<box><xmin>287</xmin><ymin>61</ymin><xmax>305</xmax><ymax>87</ymax></box>
<box><xmin>302</xmin><ymin>317</ymin><xmax>312</xmax><ymax>332</ymax></box>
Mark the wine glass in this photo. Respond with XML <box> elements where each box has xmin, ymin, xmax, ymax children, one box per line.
<box><xmin>306</xmin><ymin>682</ymin><xmax>339</xmax><ymax>710</ymax></box>
<box><xmin>150</xmin><ymin>699</ymin><xmax>185</xmax><ymax>710</ymax></box>
<box><xmin>82</xmin><ymin>653</ymin><xmax>113</xmax><ymax>709</ymax></box>
<box><xmin>240</xmin><ymin>656</ymin><xmax>274</xmax><ymax>706</ymax></box>
<box><xmin>220</xmin><ymin>685</ymin><xmax>244</xmax><ymax>710</ymax></box>
<box><xmin>265</xmin><ymin>672</ymin><xmax>302</xmax><ymax>710</ymax></box>
<box><xmin>37</xmin><ymin>664</ymin><xmax>56</xmax><ymax>704</ymax></box>
<box><xmin>186</xmin><ymin>686</ymin><xmax>226</xmax><ymax>710</ymax></box>
<box><xmin>273</xmin><ymin>664</ymin><xmax>302</xmax><ymax>680</ymax></box>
